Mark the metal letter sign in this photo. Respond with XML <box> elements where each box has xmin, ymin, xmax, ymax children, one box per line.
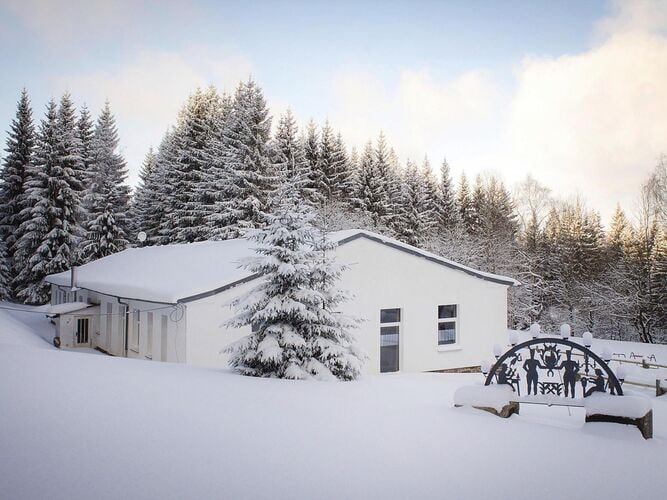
<box><xmin>485</xmin><ymin>338</ymin><xmax>623</xmax><ymax>397</ymax></box>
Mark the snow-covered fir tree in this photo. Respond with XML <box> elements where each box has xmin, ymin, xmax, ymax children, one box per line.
<box><xmin>130</xmin><ymin>147</ymin><xmax>157</xmax><ymax>244</ymax></box>
<box><xmin>13</xmin><ymin>97</ymin><xmax>80</xmax><ymax>303</ymax></box>
<box><xmin>80</xmin><ymin>203</ymin><xmax>127</xmax><ymax>260</ymax></box>
<box><xmin>270</xmin><ymin>109</ymin><xmax>313</xmax><ymax>203</ymax></box>
<box><xmin>225</xmin><ymin>184</ymin><xmax>364</xmax><ymax>380</ymax></box>
<box><xmin>302</xmin><ymin>120</ymin><xmax>322</xmax><ymax>204</ymax></box>
<box><xmin>0</xmin><ymin>238</ymin><xmax>10</xmax><ymax>300</ymax></box>
<box><xmin>436</xmin><ymin>158</ymin><xmax>460</xmax><ymax>231</ymax></box>
<box><xmin>215</xmin><ymin>79</ymin><xmax>275</xmax><ymax>239</ymax></box>
<box><xmin>55</xmin><ymin>93</ymin><xmax>85</xmax><ymax>239</ymax></box>
<box><xmin>396</xmin><ymin>160</ymin><xmax>435</xmax><ymax>246</ymax></box>
<box><xmin>161</xmin><ymin>87</ymin><xmax>222</xmax><ymax>243</ymax></box>
<box><xmin>77</xmin><ymin>104</ymin><xmax>94</xmax><ymax>184</ymax></box>
<box><xmin>458</xmin><ymin>172</ymin><xmax>475</xmax><ymax>232</ymax></box>
<box><xmin>79</xmin><ymin>102</ymin><xmax>130</xmax><ymax>262</ymax></box>
<box><xmin>0</xmin><ymin>89</ymin><xmax>35</xmax><ymax>288</ymax></box>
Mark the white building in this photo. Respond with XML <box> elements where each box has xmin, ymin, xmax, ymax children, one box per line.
<box><xmin>45</xmin><ymin>229</ymin><xmax>518</xmax><ymax>374</ymax></box>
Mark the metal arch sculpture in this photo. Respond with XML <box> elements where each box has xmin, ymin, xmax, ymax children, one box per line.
<box><xmin>485</xmin><ymin>338</ymin><xmax>623</xmax><ymax>398</ymax></box>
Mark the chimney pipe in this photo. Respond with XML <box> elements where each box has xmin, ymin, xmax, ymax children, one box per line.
<box><xmin>70</xmin><ymin>266</ymin><xmax>80</xmax><ymax>291</ymax></box>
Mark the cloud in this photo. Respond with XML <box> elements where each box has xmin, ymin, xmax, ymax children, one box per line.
<box><xmin>55</xmin><ymin>48</ymin><xmax>253</xmax><ymax>184</ymax></box>
<box><xmin>328</xmin><ymin>68</ymin><xmax>501</xmax><ymax>166</ymax></box>
<box><xmin>508</xmin><ymin>0</ymin><xmax>667</xmax><ymax>221</ymax></box>
<box><xmin>1</xmin><ymin>0</ymin><xmax>197</xmax><ymax>48</ymax></box>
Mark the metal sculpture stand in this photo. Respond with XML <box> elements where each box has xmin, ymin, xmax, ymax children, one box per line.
<box><xmin>481</xmin><ymin>338</ymin><xmax>653</xmax><ymax>439</ymax></box>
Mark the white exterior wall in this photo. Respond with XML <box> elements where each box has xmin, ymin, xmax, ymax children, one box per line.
<box><xmin>184</xmin><ymin>237</ymin><xmax>509</xmax><ymax>374</ymax></box>
<box><xmin>50</xmin><ymin>284</ymin><xmax>186</xmax><ymax>362</ymax></box>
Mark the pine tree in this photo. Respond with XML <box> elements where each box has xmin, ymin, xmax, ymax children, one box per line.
<box><xmin>77</xmin><ymin>104</ymin><xmax>94</xmax><ymax>186</ymax></box>
<box><xmin>225</xmin><ymin>184</ymin><xmax>363</xmax><ymax>380</ymax></box>
<box><xmin>271</xmin><ymin>109</ymin><xmax>313</xmax><ymax>202</ymax></box>
<box><xmin>458</xmin><ymin>172</ymin><xmax>475</xmax><ymax>231</ymax></box>
<box><xmin>216</xmin><ymin>79</ymin><xmax>275</xmax><ymax>239</ymax></box>
<box><xmin>12</xmin><ymin>100</ymin><xmax>57</xmax><ymax>301</ymax></box>
<box><xmin>470</xmin><ymin>174</ymin><xmax>487</xmax><ymax>234</ymax></box>
<box><xmin>315</xmin><ymin>121</ymin><xmax>349</xmax><ymax>202</ymax></box>
<box><xmin>0</xmin><ymin>89</ymin><xmax>35</xmax><ymax>283</ymax></box>
<box><xmin>55</xmin><ymin>93</ymin><xmax>85</xmax><ymax>239</ymax></box>
<box><xmin>153</xmin><ymin>131</ymin><xmax>180</xmax><ymax>245</ymax></box>
<box><xmin>0</xmin><ymin>238</ymin><xmax>10</xmax><ymax>300</ymax></box>
<box><xmin>396</xmin><ymin>160</ymin><xmax>435</xmax><ymax>246</ymax></box>
<box><xmin>302</xmin><ymin>120</ymin><xmax>321</xmax><ymax>204</ymax></box>
<box><xmin>13</xmin><ymin>98</ymin><xmax>80</xmax><ymax>303</ymax></box>
<box><xmin>435</xmin><ymin>158</ymin><xmax>460</xmax><ymax>232</ymax></box>
<box><xmin>162</xmin><ymin>87</ymin><xmax>222</xmax><ymax>243</ymax></box>
<box><xmin>352</xmin><ymin>141</ymin><xmax>386</xmax><ymax>227</ymax></box>
<box><xmin>80</xmin><ymin>203</ymin><xmax>127</xmax><ymax>260</ymax></box>
<box><xmin>131</xmin><ymin>147</ymin><xmax>157</xmax><ymax>244</ymax></box>
<box><xmin>334</xmin><ymin>133</ymin><xmax>354</xmax><ymax>201</ymax></box>
<box><xmin>607</xmin><ymin>204</ymin><xmax>629</xmax><ymax>259</ymax></box>
<box><xmin>80</xmin><ymin>102</ymin><xmax>130</xmax><ymax>262</ymax></box>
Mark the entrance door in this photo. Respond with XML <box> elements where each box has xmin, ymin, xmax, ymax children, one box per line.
<box><xmin>380</xmin><ymin>308</ymin><xmax>400</xmax><ymax>373</ymax></box>
<box><xmin>75</xmin><ymin>317</ymin><xmax>90</xmax><ymax>346</ymax></box>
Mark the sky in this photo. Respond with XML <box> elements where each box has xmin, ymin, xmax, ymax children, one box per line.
<box><xmin>1</xmin><ymin>0</ymin><xmax>666</xmax><ymax>223</ymax></box>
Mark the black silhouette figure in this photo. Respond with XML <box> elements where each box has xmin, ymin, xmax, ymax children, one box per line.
<box><xmin>523</xmin><ymin>349</ymin><xmax>542</xmax><ymax>395</ymax></box>
<box><xmin>559</xmin><ymin>350</ymin><xmax>580</xmax><ymax>398</ymax></box>
<box><xmin>584</xmin><ymin>368</ymin><xmax>606</xmax><ymax>397</ymax></box>
<box><xmin>497</xmin><ymin>363</ymin><xmax>511</xmax><ymax>385</ymax></box>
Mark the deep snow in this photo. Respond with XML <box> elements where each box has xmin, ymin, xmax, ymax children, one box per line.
<box><xmin>0</xmin><ymin>307</ymin><xmax>666</xmax><ymax>500</ymax></box>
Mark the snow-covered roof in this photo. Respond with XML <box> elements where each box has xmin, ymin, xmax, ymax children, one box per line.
<box><xmin>45</xmin><ymin>302</ymin><xmax>94</xmax><ymax>316</ymax></box>
<box><xmin>45</xmin><ymin>229</ymin><xmax>518</xmax><ymax>304</ymax></box>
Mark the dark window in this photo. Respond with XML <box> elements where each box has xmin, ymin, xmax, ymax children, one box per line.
<box><xmin>380</xmin><ymin>326</ymin><xmax>399</xmax><ymax>346</ymax></box>
<box><xmin>76</xmin><ymin>318</ymin><xmax>89</xmax><ymax>344</ymax></box>
<box><xmin>438</xmin><ymin>305</ymin><xmax>457</xmax><ymax>319</ymax></box>
<box><xmin>380</xmin><ymin>309</ymin><xmax>400</xmax><ymax>373</ymax></box>
<box><xmin>438</xmin><ymin>304</ymin><xmax>457</xmax><ymax>345</ymax></box>
<box><xmin>380</xmin><ymin>308</ymin><xmax>401</xmax><ymax>324</ymax></box>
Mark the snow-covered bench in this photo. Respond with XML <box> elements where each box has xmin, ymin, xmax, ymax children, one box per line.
<box><xmin>454</xmin><ymin>385</ymin><xmax>653</xmax><ymax>439</ymax></box>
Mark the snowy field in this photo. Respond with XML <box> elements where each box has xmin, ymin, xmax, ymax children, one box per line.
<box><xmin>1</xmin><ymin>307</ymin><xmax>666</xmax><ymax>500</ymax></box>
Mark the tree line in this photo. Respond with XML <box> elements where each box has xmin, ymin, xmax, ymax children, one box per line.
<box><xmin>1</xmin><ymin>81</ymin><xmax>665</xmax><ymax>342</ymax></box>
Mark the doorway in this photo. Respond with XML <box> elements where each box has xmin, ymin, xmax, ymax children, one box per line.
<box><xmin>75</xmin><ymin>317</ymin><xmax>90</xmax><ymax>346</ymax></box>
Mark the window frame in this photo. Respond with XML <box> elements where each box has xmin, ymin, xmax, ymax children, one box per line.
<box><xmin>437</xmin><ymin>304</ymin><xmax>459</xmax><ymax>349</ymax></box>
<box><xmin>380</xmin><ymin>308</ymin><xmax>401</xmax><ymax>373</ymax></box>
<box><xmin>130</xmin><ymin>309</ymin><xmax>141</xmax><ymax>353</ymax></box>
<box><xmin>146</xmin><ymin>312</ymin><xmax>153</xmax><ymax>360</ymax></box>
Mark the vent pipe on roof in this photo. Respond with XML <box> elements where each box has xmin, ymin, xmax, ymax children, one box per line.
<box><xmin>70</xmin><ymin>266</ymin><xmax>80</xmax><ymax>291</ymax></box>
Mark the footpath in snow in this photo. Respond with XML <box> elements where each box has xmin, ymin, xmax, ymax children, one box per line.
<box><xmin>0</xmin><ymin>306</ymin><xmax>666</xmax><ymax>500</ymax></box>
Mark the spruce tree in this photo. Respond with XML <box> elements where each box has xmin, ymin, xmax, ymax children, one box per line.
<box><xmin>396</xmin><ymin>160</ymin><xmax>435</xmax><ymax>246</ymax></box>
<box><xmin>0</xmin><ymin>238</ymin><xmax>10</xmax><ymax>300</ymax></box>
<box><xmin>80</xmin><ymin>102</ymin><xmax>130</xmax><ymax>262</ymax></box>
<box><xmin>271</xmin><ymin>109</ymin><xmax>312</xmax><ymax>202</ymax></box>
<box><xmin>131</xmin><ymin>147</ymin><xmax>157</xmax><ymax>244</ymax></box>
<box><xmin>303</xmin><ymin>120</ymin><xmax>322</xmax><ymax>204</ymax></box>
<box><xmin>77</xmin><ymin>104</ymin><xmax>94</xmax><ymax>186</ymax></box>
<box><xmin>162</xmin><ymin>87</ymin><xmax>222</xmax><ymax>243</ymax></box>
<box><xmin>458</xmin><ymin>172</ymin><xmax>475</xmax><ymax>231</ymax></box>
<box><xmin>55</xmin><ymin>93</ymin><xmax>85</xmax><ymax>239</ymax></box>
<box><xmin>0</xmin><ymin>89</ymin><xmax>35</xmax><ymax>281</ymax></box>
<box><xmin>80</xmin><ymin>203</ymin><xmax>127</xmax><ymax>260</ymax></box>
<box><xmin>225</xmin><ymin>184</ymin><xmax>363</xmax><ymax>380</ymax></box>
<box><xmin>13</xmin><ymin>98</ymin><xmax>80</xmax><ymax>303</ymax></box>
<box><xmin>436</xmin><ymin>158</ymin><xmax>460</xmax><ymax>231</ymax></box>
<box><xmin>217</xmin><ymin>79</ymin><xmax>275</xmax><ymax>239</ymax></box>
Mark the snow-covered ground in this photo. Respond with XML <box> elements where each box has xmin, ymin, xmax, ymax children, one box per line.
<box><xmin>1</xmin><ymin>306</ymin><xmax>666</xmax><ymax>500</ymax></box>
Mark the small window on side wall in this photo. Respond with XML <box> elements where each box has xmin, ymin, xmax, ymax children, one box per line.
<box><xmin>438</xmin><ymin>305</ymin><xmax>457</xmax><ymax>345</ymax></box>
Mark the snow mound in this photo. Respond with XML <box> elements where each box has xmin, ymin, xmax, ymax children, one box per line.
<box><xmin>584</xmin><ymin>393</ymin><xmax>652</xmax><ymax>419</ymax></box>
<box><xmin>454</xmin><ymin>383</ymin><xmax>515</xmax><ymax>412</ymax></box>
